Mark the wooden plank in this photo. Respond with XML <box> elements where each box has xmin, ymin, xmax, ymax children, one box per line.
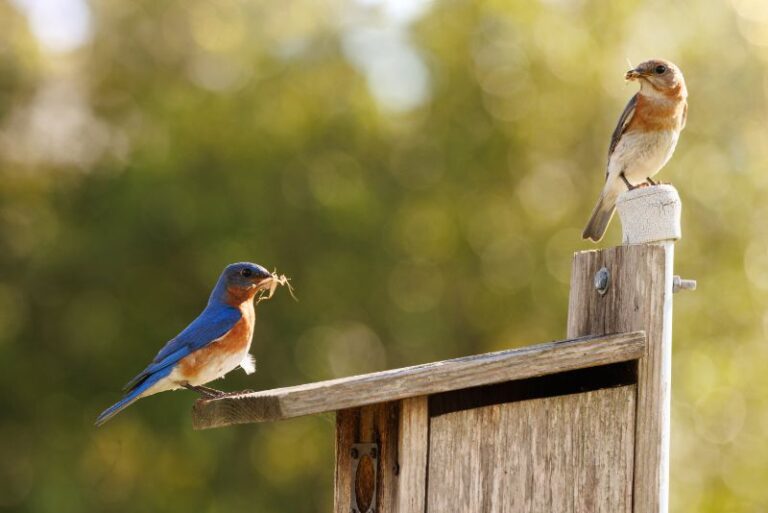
<box><xmin>192</xmin><ymin>331</ymin><xmax>645</xmax><ymax>429</ymax></box>
<box><xmin>426</xmin><ymin>385</ymin><xmax>636</xmax><ymax>513</ymax></box>
<box><xmin>396</xmin><ymin>397</ymin><xmax>428</xmax><ymax>513</ymax></box>
<box><xmin>567</xmin><ymin>244</ymin><xmax>672</xmax><ymax>513</ymax></box>
<box><xmin>334</xmin><ymin>408</ymin><xmax>357</xmax><ymax>513</ymax></box>
<box><xmin>334</xmin><ymin>402</ymin><xmax>400</xmax><ymax>513</ymax></box>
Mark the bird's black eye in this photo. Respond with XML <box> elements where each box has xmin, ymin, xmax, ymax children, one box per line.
<box><xmin>240</xmin><ymin>268</ymin><xmax>253</xmax><ymax>277</ymax></box>
<box><xmin>654</xmin><ymin>65</ymin><xmax>667</xmax><ymax>74</ymax></box>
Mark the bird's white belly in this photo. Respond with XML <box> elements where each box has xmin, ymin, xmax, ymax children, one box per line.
<box><xmin>141</xmin><ymin>345</ymin><xmax>253</xmax><ymax>398</ymax></box>
<box><xmin>182</xmin><ymin>346</ymin><xmax>250</xmax><ymax>385</ymax></box>
<box><xmin>609</xmin><ymin>129</ymin><xmax>679</xmax><ymax>185</ymax></box>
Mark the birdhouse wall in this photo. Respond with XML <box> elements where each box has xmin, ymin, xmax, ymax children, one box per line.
<box><xmin>427</xmin><ymin>385</ymin><xmax>636</xmax><ymax>512</ymax></box>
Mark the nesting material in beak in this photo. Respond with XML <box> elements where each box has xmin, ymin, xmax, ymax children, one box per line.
<box><xmin>256</xmin><ymin>271</ymin><xmax>297</xmax><ymax>303</ymax></box>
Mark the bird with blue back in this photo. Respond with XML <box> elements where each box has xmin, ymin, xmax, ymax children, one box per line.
<box><xmin>96</xmin><ymin>262</ymin><xmax>284</xmax><ymax>426</ymax></box>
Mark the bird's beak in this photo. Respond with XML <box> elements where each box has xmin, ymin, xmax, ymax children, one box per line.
<box><xmin>255</xmin><ymin>276</ymin><xmax>273</xmax><ymax>289</ymax></box>
<box><xmin>625</xmin><ymin>68</ymin><xmax>645</xmax><ymax>80</ymax></box>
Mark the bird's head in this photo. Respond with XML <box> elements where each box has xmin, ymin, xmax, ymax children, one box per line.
<box><xmin>625</xmin><ymin>59</ymin><xmax>686</xmax><ymax>98</ymax></box>
<box><xmin>212</xmin><ymin>262</ymin><xmax>274</xmax><ymax>305</ymax></box>
<box><xmin>224</xmin><ymin>262</ymin><xmax>273</xmax><ymax>288</ymax></box>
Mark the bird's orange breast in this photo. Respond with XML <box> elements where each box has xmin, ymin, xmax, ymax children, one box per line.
<box><xmin>629</xmin><ymin>95</ymin><xmax>686</xmax><ymax>132</ymax></box>
<box><xmin>177</xmin><ymin>313</ymin><xmax>254</xmax><ymax>379</ymax></box>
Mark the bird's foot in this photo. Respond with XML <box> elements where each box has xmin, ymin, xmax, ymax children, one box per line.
<box><xmin>620</xmin><ymin>172</ymin><xmax>633</xmax><ymax>190</ymax></box>
<box><xmin>621</xmin><ymin>173</ymin><xmax>654</xmax><ymax>191</ymax></box>
<box><xmin>619</xmin><ymin>172</ymin><xmax>646</xmax><ymax>191</ymax></box>
<box><xmin>184</xmin><ymin>384</ymin><xmax>226</xmax><ymax>398</ymax></box>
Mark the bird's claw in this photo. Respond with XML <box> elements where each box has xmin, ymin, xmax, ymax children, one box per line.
<box><xmin>184</xmin><ymin>384</ymin><xmax>226</xmax><ymax>398</ymax></box>
<box><xmin>645</xmin><ymin>177</ymin><xmax>672</xmax><ymax>187</ymax></box>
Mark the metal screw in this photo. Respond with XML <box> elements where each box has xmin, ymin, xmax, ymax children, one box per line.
<box><xmin>351</xmin><ymin>448</ymin><xmax>359</xmax><ymax>459</ymax></box>
<box><xmin>673</xmin><ymin>275</ymin><xmax>697</xmax><ymax>293</ymax></box>
<box><xmin>594</xmin><ymin>267</ymin><xmax>610</xmax><ymax>296</ymax></box>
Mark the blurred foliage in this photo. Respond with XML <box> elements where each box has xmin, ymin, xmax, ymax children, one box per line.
<box><xmin>1</xmin><ymin>0</ymin><xmax>768</xmax><ymax>511</ymax></box>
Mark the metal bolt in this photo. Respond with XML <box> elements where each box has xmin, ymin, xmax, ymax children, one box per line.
<box><xmin>351</xmin><ymin>448</ymin><xmax>359</xmax><ymax>459</ymax></box>
<box><xmin>673</xmin><ymin>275</ymin><xmax>697</xmax><ymax>293</ymax></box>
<box><xmin>594</xmin><ymin>267</ymin><xmax>610</xmax><ymax>296</ymax></box>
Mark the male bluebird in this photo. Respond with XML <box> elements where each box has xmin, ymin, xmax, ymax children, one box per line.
<box><xmin>96</xmin><ymin>262</ymin><xmax>275</xmax><ymax>426</ymax></box>
<box><xmin>583</xmin><ymin>59</ymin><xmax>688</xmax><ymax>242</ymax></box>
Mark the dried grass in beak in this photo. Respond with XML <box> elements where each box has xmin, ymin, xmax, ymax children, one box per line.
<box><xmin>256</xmin><ymin>271</ymin><xmax>297</xmax><ymax>304</ymax></box>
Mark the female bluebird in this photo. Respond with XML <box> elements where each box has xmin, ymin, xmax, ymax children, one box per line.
<box><xmin>583</xmin><ymin>59</ymin><xmax>688</xmax><ymax>242</ymax></box>
<box><xmin>96</xmin><ymin>262</ymin><xmax>275</xmax><ymax>426</ymax></box>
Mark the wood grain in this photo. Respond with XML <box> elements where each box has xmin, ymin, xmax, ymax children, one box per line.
<box><xmin>567</xmin><ymin>244</ymin><xmax>672</xmax><ymax>513</ymax></box>
<box><xmin>396</xmin><ymin>397</ymin><xmax>428</xmax><ymax>513</ymax></box>
<box><xmin>334</xmin><ymin>408</ymin><xmax>357</xmax><ymax>513</ymax></box>
<box><xmin>426</xmin><ymin>385</ymin><xmax>636</xmax><ymax>513</ymax></box>
<box><xmin>192</xmin><ymin>331</ymin><xmax>645</xmax><ymax>429</ymax></box>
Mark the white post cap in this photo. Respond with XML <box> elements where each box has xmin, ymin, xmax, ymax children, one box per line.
<box><xmin>616</xmin><ymin>184</ymin><xmax>681</xmax><ymax>244</ymax></box>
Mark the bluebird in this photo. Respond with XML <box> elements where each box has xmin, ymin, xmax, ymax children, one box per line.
<box><xmin>96</xmin><ymin>262</ymin><xmax>275</xmax><ymax>426</ymax></box>
<box><xmin>583</xmin><ymin>59</ymin><xmax>688</xmax><ymax>242</ymax></box>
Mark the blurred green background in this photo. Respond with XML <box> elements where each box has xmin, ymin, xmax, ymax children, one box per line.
<box><xmin>1</xmin><ymin>0</ymin><xmax>767</xmax><ymax>511</ymax></box>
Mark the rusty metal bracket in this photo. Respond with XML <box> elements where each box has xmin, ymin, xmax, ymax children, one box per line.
<box><xmin>350</xmin><ymin>442</ymin><xmax>378</xmax><ymax>513</ymax></box>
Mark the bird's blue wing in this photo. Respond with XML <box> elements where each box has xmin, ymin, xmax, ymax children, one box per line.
<box><xmin>122</xmin><ymin>304</ymin><xmax>242</xmax><ymax>392</ymax></box>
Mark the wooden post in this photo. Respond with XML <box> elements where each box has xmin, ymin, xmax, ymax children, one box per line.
<box><xmin>567</xmin><ymin>185</ymin><xmax>681</xmax><ymax>513</ymax></box>
<box><xmin>396</xmin><ymin>397</ymin><xmax>428</xmax><ymax>513</ymax></box>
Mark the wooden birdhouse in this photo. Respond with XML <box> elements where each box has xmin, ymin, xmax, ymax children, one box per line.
<box><xmin>192</xmin><ymin>186</ymin><xmax>694</xmax><ymax>513</ymax></box>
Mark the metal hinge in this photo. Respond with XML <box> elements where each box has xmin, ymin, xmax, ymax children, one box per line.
<box><xmin>350</xmin><ymin>442</ymin><xmax>378</xmax><ymax>513</ymax></box>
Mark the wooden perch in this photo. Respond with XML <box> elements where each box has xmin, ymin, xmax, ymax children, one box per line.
<box><xmin>192</xmin><ymin>330</ymin><xmax>645</xmax><ymax>429</ymax></box>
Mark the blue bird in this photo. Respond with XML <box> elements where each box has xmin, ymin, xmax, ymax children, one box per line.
<box><xmin>96</xmin><ymin>262</ymin><xmax>275</xmax><ymax>426</ymax></box>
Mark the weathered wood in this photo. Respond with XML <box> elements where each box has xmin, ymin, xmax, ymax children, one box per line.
<box><xmin>192</xmin><ymin>331</ymin><xmax>645</xmax><ymax>429</ymax></box>
<box><xmin>427</xmin><ymin>385</ymin><xmax>636</xmax><ymax>512</ymax></box>
<box><xmin>568</xmin><ymin>244</ymin><xmax>672</xmax><ymax>513</ymax></box>
<box><xmin>396</xmin><ymin>397</ymin><xmax>428</xmax><ymax>513</ymax></box>
<box><xmin>334</xmin><ymin>402</ymin><xmax>400</xmax><ymax>513</ymax></box>
<box><xmin>335</xmin><ymin>409</ymin><xmax>357</xmax><ymax>513</ymax></box>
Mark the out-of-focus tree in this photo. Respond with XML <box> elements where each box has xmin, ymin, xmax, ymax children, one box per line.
<box><xmin>1</xmin><ymin>0</ymin><xmax>767</xmax><ymax>511</ymax></box>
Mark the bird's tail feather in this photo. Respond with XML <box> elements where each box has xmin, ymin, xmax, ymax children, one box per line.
<box><xmin>95</xmin><ymin>368</ymin><xmax>172</xmax><ymax>427</ymax></box>
<box><xmin>582</xmin><ymin>191</ymin><xmax>617</xmax><ymax>242</ymax></box>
